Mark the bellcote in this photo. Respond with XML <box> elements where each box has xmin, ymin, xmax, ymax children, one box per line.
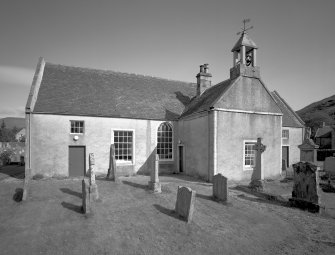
<box><xmin>230</xmin><ymin>32</ymin><xmax>260</xmax><ymax>79</ymax></box>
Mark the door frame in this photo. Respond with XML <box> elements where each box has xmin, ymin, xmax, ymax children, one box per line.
<box><xmin>68</xmin><ymin>145</ymin><xmax>86</xmax><ymax>177</ymax></box>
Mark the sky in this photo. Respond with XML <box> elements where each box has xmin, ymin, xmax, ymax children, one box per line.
<box><xmin>0</xmin><ymin>0</ymin><xmax>334</xmax><ymax>119</ymax></box>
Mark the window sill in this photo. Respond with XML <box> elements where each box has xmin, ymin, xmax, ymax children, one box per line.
<box><xmin>159</xmin><ymin>160</ymin><xmax>174</xmax><ymax>164</ymax></box>
<box><xmin>243</xmin><ymin>167</ymin><xmax>254</xmax><ymax>171</ymax></box>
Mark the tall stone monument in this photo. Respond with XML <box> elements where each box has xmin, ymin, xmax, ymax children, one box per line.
<box><xmin>298</xmin><ymin>138</ymin><xmax>319</xmax><ymax>163</ymax></box>
<box><xmin>88</xmin><ymin>153</ymin><xmax>99</xmax><ymax>201</ymax></box>
<box><xmin>148</xmin><ymin>154</ymin><xmax>161</xmax><ymax>193</ymax></box>
<box><xmin>249</xmin><ymin>138</ymin><xmax>266</xmax><ymax>191</ymax></box>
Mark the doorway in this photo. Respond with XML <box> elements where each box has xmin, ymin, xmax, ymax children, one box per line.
<box><xmin>69</xmin><ymin>146</ymin><xmax>86</xmax><ymax>177</ymax></box>
<box><xmin>178</xmin><ymin>145</ymin><xmax>184</xmax><ymax>173</ymax></box>
<box><xmin>282</xmin><ymin>146</ymin><xmax>289</xmax><ymax>169</ymax></box>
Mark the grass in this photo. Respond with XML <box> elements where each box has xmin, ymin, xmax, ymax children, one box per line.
<box><xmin>0</xmin><ymin>174</ymin><xmax>335</xmax><ymax>254</ymax></box>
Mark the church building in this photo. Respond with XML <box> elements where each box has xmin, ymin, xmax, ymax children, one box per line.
<box><xmin>25</xmin><ymin>32</ymin><xmax>304</xmax><ymax>181</ymax></box>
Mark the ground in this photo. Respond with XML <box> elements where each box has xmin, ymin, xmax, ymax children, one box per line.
<box><xmin>0</xmin><ymin>166</ymin><xmax>335</xmax><ymax>255</ymax></box>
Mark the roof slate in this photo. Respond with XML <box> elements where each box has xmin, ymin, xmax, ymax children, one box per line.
<box><xmin>271</xmin><ymin>91</ymin><xmax>305</xmax><ymax>128</ymax></box>
<box><xmin>180</xmin><ymin>79</ymin><xmax>234</xmax><ymax>118</ymax></box>
<box><xmin>315</xmin><ymin>126</ymin><xmax>334</xmax><ymax>138</ymax></box>
<box><xmin>33</xmin><ymin>63</ymin><xmax>196</xmax><ymax>120</ymax></box>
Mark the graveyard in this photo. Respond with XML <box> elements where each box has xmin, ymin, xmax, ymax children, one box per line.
<box><xmin>1</xmin><ymin>166</ymin><xmax>335</xmax><ymax>254</ymax></box>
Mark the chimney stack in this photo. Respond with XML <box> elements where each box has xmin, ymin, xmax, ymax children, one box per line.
<box><xmin>196</xmin><ymin>64</ymin><xmax>212</xmax><ymax>96</ymax></box>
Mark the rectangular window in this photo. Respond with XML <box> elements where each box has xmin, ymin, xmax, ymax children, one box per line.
<box><xmin>70</xmin><ymin>121</ymin><xmax>84</xmax><ymax>134</ymax></box>
<box><xmin>282</xmin><ymin>130</ymin><xmax>289</xmax><ymax>139</ymax></box>
<box><xmin>113</xmin><ymin>130</ymin><xmax>133</xmax><ymax>162</ymax></box>
<box><xmin>244</xmin><ymin>141</ymin><xmax>256</xmax><ymax>170</ymax></box>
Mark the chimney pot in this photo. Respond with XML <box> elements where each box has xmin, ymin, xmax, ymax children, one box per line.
<box><xmin>196</xmin><ymin>64</ymin><xmax>212</xmax><ymax>96</ymax></box>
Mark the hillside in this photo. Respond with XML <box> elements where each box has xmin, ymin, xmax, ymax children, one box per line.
<box><xmin>0</xmin><ymin>117</ymin><xmax>25</xmax><ymax>130</ymax></box>
<box><xmin>297</xmin><ymin>95</ymin><xmax>335</xmax><ymax>136</ymax></box>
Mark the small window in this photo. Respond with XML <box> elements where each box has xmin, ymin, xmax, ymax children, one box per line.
<box><xmin>244</xmin><ymin>141</ymin><xmax>256</xmax><ymax>170</ymax></box>
<box><xmin>70</xmin><ymin>121</ymin><xmax>84</xmax><ymax>134</ymax></box>
<box><xmin>113</xmin><ymin>130</ymin><xmax>133</xmax><ymax>162</ymax></box>
<box><xmin>282</xmin><ymin>130</ymin><xmax>289</xmax><ymax>139</ymax></box>
<box><xmin>157</xmin><ymin>122</ymin><xmax>173</xmax><ymax>160</ymax></box>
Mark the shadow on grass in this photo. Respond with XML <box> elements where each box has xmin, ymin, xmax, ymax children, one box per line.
<box><xmin>122</xmin><ymin>180</ymin><xmax>148</xmax><ymax>190</ymax></box>
<box><xmin>232</xmin><ymin>185</ymin><xmax>290</xmax><ymax>207</ymax></box>
<box><xmin>0</xmin><ymin>165</ymin><xmax>24</xmax><ymax>180</ymax></box>
<box><xmin>13</xmin><ymin>188</ymin><xmax>23</xmax><ymax>202</ymax></box>
<box><xmin>196</xmin><ymin>193</ymin><xmax>213</xmax><ymax>201</ymax></box>
<box><xmin>153</xmin><ymin>204</ymin><xmax>182</xmax><ymax>221</ymax></box>
<box><xmin>164</xmin><ymin>174</ymin><xmax>212</xmax><ymax>187</ymax></box>
<box><xmin>61</xmin><ymin>201</ymin><xmax>83</xmax><ymax>214</ymax></box>
<box><xmin>60</xmin><ymin>188</ymin><xmax>82</xmax><ymax>199</ymax></box>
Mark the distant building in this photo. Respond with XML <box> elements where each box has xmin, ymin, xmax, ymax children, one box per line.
<box><xmin>15</xmin><ymin>128</ymin><xmax>25</xmax><ymax>142</ymax></box>
<box><xmin>315</xmin><ymin>123</ymin><xmax>335</xmax><ymax>149</ymax></box>
<box><xmin>25</xmin><ymin>32</ymin><xmax>304</xmax><ymax>181</ymax></box>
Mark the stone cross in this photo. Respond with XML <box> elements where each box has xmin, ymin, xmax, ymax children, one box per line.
<box><xmin>148</xmin><ymin>154</ymin><xmax>161</xmax><ymax>193</ymax></box>
<box><xmin>252</xmin><ymin>138</ymin><xmax>266</xmax><ymax>181</ymax></box>
<box><xmin>89</xmin><ymin>153</ymin><xmax>96</xmax><ymax>185</ymax></box>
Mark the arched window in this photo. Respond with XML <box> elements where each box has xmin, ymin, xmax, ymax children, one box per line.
<box><xmin>157</xmin><ymin>122</ymin><xmax>173</xmax><ymax>160</ymax></box>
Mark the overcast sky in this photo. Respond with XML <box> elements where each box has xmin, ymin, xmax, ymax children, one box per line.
<box><xmin>0</xmin><ymin>0</ymin><xmax>334</xmax><ymax>119</ymax></box>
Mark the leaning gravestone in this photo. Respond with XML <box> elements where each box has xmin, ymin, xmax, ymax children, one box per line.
<box><xmin>175</xmin><ymin>186</ymin><xmax>196</xmax><ymax>223</ymax></box>
<box><xmin>213</xmin><ymin>173</ymin><xmax>228</xmax><ymax>202</ymax></box>
<box><xmin>148</xmin><ymin>154</ymin><xmax>161</xmax><ymax>193</ymax></box>
<box><xmin>324</xmin><ymin>157</ymin><xmax>335</xmax><ymax>174</ymax></box>
<box><xmin>291</xmin><ymin>162</ymin><xmax>320</xmax><ymax>211</ymax></box>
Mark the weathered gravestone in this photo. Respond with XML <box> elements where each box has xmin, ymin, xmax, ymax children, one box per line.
<box><xmin>82</xmin><ymin>178</ymin><xmax>91</xmax><ymax>214</ymax></box>
<box><xmin>298</xmin><ymin>138</ymin><xmax>319</xmax><ymax>163</ymax></box>
<box><xmin>324</xmin><ymin>157</ymin><xmax>335</xmax><ymax>174</ymax></box>
<box><xmin>148</xmin><ymin>154</ymin><xmax>161</xmax><ymax>193</ymax></box>
<box><xmin>290</xmin><ymin>162</ymin><xmax>321</xmax><ymax>211</ymax></box>
<box><xmin>88</xmin><ymin>153</ymin><xmax>99</xmax><ymax>201</ymax></box>
<box><xmin>175</xmin><ymin>186</ymin><xmax>196</xmax><ymax>223</ymax></box>
<box><xmin>249</xmin><ymin>138</ymin><xmax>266</xmax><ymax>191</ymax></box>
<box><xmin>107</xmin><ymin>144</ymin><xmax>120</xmax><ymax>183</ymax></box>
<box><xmin>213</xmin><ymin>173</ymin><xmax>228</xmax><ymax>202</ymax></box>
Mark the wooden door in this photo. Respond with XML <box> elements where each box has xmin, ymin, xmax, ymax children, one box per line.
<box><xmin>178</xmin><ymin>146</ymin><xmax>184</xmax><ymax>173</ymax></box>
<box><xmin>282</xmin><ymin>146</ymin><xmax>289</xmax><ymax>169</ymax></box>
<box><xmin>69</xmin><ymin>146</ymin><xmax>86</xmax><ymax>177</ymax></box>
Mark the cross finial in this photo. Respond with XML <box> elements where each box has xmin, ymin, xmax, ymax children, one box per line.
<box><xmin>237</xmin><ymin>19</ymin><xmax>253</xmax><ymax>35</ymax></box>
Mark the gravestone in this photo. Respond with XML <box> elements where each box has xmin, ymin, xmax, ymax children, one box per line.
<box><xmin>213</xmin><ymin>173</ymin><xmax>228</xmax><ymax>202</ymax></box>
<box><xmin>175</xmin><ymin>186</ymin><xmax>196</xmax><ymax>223</ymax></box>
<box><xmin>249</xmin><ymin>138</ymin><xmax>266</xmax><ymax>191</ymax></box>
<box><xmin>82</xmin><ymin>178</ymin><xmax>91</xmax><ymax>214</ymax></box>
<box><xmin>107</xmin><ymin>144</ymin><xmax>119</xmax><ymax>182</ymax></box>
<box><xmin>22</xmin><ymin>168</ymin><xmax>31</xmax><ymax>201</ymax></box>
<box><xmin>88</xmin><ymin>153</ymin><xmax>99</xmax><ymax>201</ymax></box>
<box><xmin>291</xmin><ymin>162</ymin><xmax>320</xmax><ymax>211</ymax></box>
<box><xmin>148</xmin><ymin>154</ymin><xmax>161</xmax><ymax>193</ymax></box>
<box><xmin>298</xmin><ymin>138</ymin><xmax>319</xmax><ymax>163</ymax></box>
<box><xmin>324</xmin><ymin>157</ymin><xmax>335</xmax><ymax>174</ymax></box>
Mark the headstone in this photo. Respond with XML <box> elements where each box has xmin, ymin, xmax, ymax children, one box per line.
<box><xmin>324</xmin><ymin>157</ymin><xmax>335</xmax><ymax>174</ymax></box>
<box><xmin>88</xmin><ymin>153</ymin><xmax>99</xmax><ymax>201</ymax></box>
<box><xmin>107</xmin><ymin>144</ymin><xmax>119</xmax><ymax>182</ymax></box>
<box><xmin>175</xmin><ymin>186</ymin><xmax>196</xmax><ymax>223</ymax></box>
<box><xmin>82</xmin><ymin>178</ymin><xmax>91</xmax><ymax>214</ymax></box>
<box><xmin>22</xmin><ymin>168</ymin><xmax>31</xmax><ymax>201</ymax></box>
<box><xmin>213</xmin><ymin>173</ymin><xmax>228</xmax><ymax>202</ymax></box>
<box><xmin>148</xmin><ymin>154</ymin><xmax>161</xmax><ymax>193</ymax></box>
<box><xmin>298</xmin><ymin>139</ymin><xmax>319</xmax><ymax>163</ymax></box>
<box><xmin>290</xmin><ymin>162</ymin><xmax>320</xmax><ymax>211</ymax></box>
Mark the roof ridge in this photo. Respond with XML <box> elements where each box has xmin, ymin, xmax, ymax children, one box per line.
<box><xmin>45</xmin><ymin>62</ymin><xmax>195</xmax><ymax>85</ymax></box>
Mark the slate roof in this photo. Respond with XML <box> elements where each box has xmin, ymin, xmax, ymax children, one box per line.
<box><xmin>315</xmin><ymin>126</ymin><xmax>334</xmax><ymax>138</ymax></box>
<box><xmin>180</xmin><ymin>79</ymin><xmax>234</xmax><ymax>118</ymax></box>
<box><xmin>33</xmin><ymin>63</ymin><xmax>196</xmax><ymax>120</ymax></box>
<box><xmin>271</xmin><ymin>91</ymin><xmax>305</xmax><ymax>128</ymax></box>
<box><xmin>231</xmin><ymin>32</ymin><xmax>258</xmax><ymax>52</ymax></box>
